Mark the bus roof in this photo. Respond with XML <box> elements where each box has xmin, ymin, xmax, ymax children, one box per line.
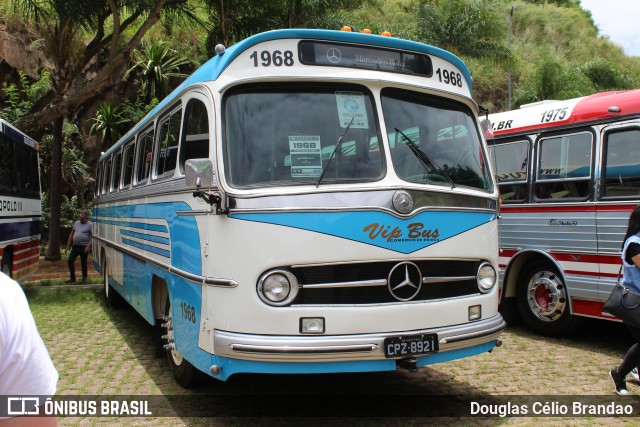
<box><xmin>104</xmin><ymin>29</ymin><xmax>472</xmax><ymax>159</ymax></box>
<box><xmin>489</xmin><ymin>89</ymin><xmax>640</xmax><ymax>137</ymax></box>
<box><xmin>0</xmin><ymin>118</ymin><xmax>37</xmax><ymax>150</ymax></box>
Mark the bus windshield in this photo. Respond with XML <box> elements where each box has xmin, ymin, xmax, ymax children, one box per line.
<box><xmin>381</xmin><ymin>88</ymin><xmax>492</xmax><ymax>191</ymax></box>
<box><xmin>224</xmin><ymin>84</ymin><xmax>384</xmax><ymax>188</ymax></box>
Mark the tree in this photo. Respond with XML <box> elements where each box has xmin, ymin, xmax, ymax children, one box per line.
<box><xmin>12</xmin><ymin>0</ymin><xmax>197</xmax><ymax>260</ymax></box>
<box><xmin>416</xmin><ymin>0</ymin><xmax>512</xmax><ymax>63</ymax></box>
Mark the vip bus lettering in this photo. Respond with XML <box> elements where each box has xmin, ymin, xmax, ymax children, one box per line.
<box><xmin>364</xmin><ymin>222</ymin><xmax>440</xmax><ymax>242</ymax></box>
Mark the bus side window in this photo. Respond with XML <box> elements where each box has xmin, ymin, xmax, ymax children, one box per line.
<box><xmin>111</xmin><ymin>150</ymin><xmax>122</xmax><ymax>193</ymax></box>
<box><xmin>14</xmin><ymin>143</ymin><xmax>39</xmax><ymax>197</ymax></box>
<box><xmin>102</xmin><ymin>158</ymin><xmax>112</xmax><ymax>196</ymax></box>
<box><xmin>95</xmin><ymin>163</ymin><xmax>102</xmax><ymax>198</ymax></box>
<box><xmin>534</xmin><ymin>132</ymin><xmax>592</xmax><ymax>200</ymax></box>
<box><xmin>0</xmin><ymin>136</ymin><xmax>15</xmax><ymax>194</ymax></box>
<box><xmin>180</xmin><ymin>99</ymin><xmax>209</xmax><ymax>171</ymax></box>
<box><xmin>135</xmin><ymin>128</ymin><xmax>154</xmax><ymax>185</ymax></box>
<box><xmin>156</xmin><ymin>106</ymin><xmax>181</xmax><ymax>179</ymax></box>
<box><xmin>122</xmin><ymin>140</ymin><xmax>135</xmax><ymax>190</ymax></box>
<box><xmin>603</xmin><ymin>129</ymin><xmax>640</xmax><ymax>198</ymax></box>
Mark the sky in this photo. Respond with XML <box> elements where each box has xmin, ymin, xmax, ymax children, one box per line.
<box><xmin>580</xmin><ymin>0</ymin><xmax>640</xmax><ymax>57</ymax></box>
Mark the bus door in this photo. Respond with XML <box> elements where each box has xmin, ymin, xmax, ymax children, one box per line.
<box><xmin>597</xmin><ymin>122</ymin><xmax>640</xmax><ymax>304</ymax></box>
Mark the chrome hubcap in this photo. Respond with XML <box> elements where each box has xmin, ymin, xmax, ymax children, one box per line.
<box><xmin>526</xmin><ymin>271</ymin><xmax>567</xmax><ymax>322</ymax></box>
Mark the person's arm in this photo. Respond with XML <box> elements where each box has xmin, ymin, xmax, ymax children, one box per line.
<box><xmin>65</xmin><ymin>229</ymin><xmax>74</xmax><ymax>252</ymax></box>
<box><xmin>84</xmin><ymin>236</ymin><xmax>92</xmax><ymax>253</ymax></box>
<box><xmin>632</xmin><ymin>253</ymin><xmax>640</xmax><ymax>269</ymax></box>
<box><xmin>0</xmin><ymin>414</ymin><xmax>57</xmax><ymax>427</ymax></box>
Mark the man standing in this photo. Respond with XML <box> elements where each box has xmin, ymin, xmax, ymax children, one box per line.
<box><xmin>65</xmin><ymin>211</ymin><xmax>92</xmax><ymax>284</ymax></box>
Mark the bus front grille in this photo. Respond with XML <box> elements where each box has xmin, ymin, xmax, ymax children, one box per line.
<box><xmin>288</xmin><ymin>260</ymin><xmax>482</xmax><ymax>305</ymax></box>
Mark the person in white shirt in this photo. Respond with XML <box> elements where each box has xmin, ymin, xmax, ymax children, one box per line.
<box><xmin>0</xmin><ymin>272</ymin><xmax>58</xmax><ymax>426</ymax></box>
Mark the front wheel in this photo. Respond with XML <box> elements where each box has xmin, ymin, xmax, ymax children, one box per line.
<box><xmin>163</xmin><ymin>296</ymin><xmax>206</xmax><ymax>388</ymax></box>
<box><xmin>516</xmin><ymin>261</ymin><xmax>579</xmax><ymax>337</ymax></box>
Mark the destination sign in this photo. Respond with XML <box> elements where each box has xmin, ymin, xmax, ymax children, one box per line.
<box><xmin>298</xmin><ymin>41</ymin><xmax>433</xmax><ymax>77</ymax></box>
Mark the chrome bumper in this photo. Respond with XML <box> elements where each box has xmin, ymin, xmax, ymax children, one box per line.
<box><xmin>213</xmin><ymin>314</ymin><xmax>505</xmax><ymax>362</ymax></box>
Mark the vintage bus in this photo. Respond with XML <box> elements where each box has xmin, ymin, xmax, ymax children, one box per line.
<box><xmin>488</xmin><ymin>89</ymin><xmax>640</xmax><ymax>337</ymax></box>
<box><xmin>93</xmin><ymin>29</ymin><xmax>504</xmax><ymax>386</ymax></box>
<box><xmin>0</xmin><ymin>118</ymin><xmax>41</xmax><ymax>280</ymax></box>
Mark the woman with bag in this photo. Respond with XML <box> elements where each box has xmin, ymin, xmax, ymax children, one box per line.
<box><xmin>610</xmin><ymin>205</ymin><xmax>640</xmax><ymax>395</ymax></box>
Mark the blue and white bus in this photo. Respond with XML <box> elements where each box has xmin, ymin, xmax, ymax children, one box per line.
<box><xmin>0</xmin><ymin>118</ymin><xmax>41</xmax><ymax>281</ymax></box>
<box><xmin>93</xmin><ymin>29</ymin><xmax>504</xmax><ymax>386</ymax></box>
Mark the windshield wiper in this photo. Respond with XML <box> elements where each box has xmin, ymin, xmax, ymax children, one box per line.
<box><xmin>395</xmin><ymin>127</ymin><xmax>455</xmax><ymax>189</ymax></box>
<box><xmin>316</xmin><ymin>116</ymin><xmax>355</xmax><ymax>187</ymax></box>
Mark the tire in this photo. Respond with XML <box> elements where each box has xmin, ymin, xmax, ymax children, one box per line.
<box><xmin>163</xmin><ymin>296</ymin><xmax>206</xmax><ymax>388</ymax></box>
<box><xmin>516</xmin><ymin>260</ymin><xmax>579</xmax><ymax>337</ymax></box>
<box><xmin>1</xmin><ymin>251</ymin><xmax>12</xmax><ymax>278</ymax></box>
<box><xmin>103</xmin><ymin>261</ymin><xmax>123</xmax><ymax>309</ymax></box>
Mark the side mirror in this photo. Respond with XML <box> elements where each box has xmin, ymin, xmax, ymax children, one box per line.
<box><xmin>185</xmin><ymin>159</ymin><xmax>214</xmax><ymax>189</ymax></box>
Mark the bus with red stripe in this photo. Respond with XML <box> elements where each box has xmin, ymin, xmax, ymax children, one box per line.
<box><xmin>0</xmin><ymin>119</ymin><xmax>41</xmax><ymax>281</ymax></box>
<box><xmin>487</xmin><ymin>89</ymin><xmax>640</xmax><ymax>336</ymax></box>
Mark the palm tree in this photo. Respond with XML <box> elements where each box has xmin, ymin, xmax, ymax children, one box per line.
<box><xmin>126</xmin><ymin>40</ymin><xmax>190</xmax><ymax>103</ymax></box>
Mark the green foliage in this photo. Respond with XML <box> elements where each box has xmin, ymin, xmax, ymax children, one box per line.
<box><xmin>0</xmin><ymin>69</ymin><xmax>51</xmax><ymax>123</ymax></box>
<box><xmin>89</xmin><ymin>103</ymin><xmax>127</xmax><ymax>149</ymax></box>
<box><xmin>416</xmin><ymin>0</ymin><xmax>512</xmax><ymax>63</ymax></box>
<box><xmin>126</xmin><ymin>40</ymin><xmax>191</xmax><ymax>102</ymax></box>
<box><xmin>39</xmin><ymin>122</ymin><xmax>89</xmax><ymax>186</ymax></box>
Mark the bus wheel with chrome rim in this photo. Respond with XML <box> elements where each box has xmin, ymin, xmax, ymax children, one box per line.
<box><xmin>163</xmin><ymin>296</ymin><xmax>206</xmax><ymax>388</ymax></box>
<box><xmin>516</xmin><ymin>260</ymin><xmax>579</xmax><ymax>337</ymax></box>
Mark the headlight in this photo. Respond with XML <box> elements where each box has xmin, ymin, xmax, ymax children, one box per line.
<box><xmin>257</xmin><ymin>270</ymin><xmax>299</xmax><ymax>306</ymax></box>
<box><xmin>477</xmin><ymin>262</ymin><xmax>497</xmax><ymax>293</ymax></box>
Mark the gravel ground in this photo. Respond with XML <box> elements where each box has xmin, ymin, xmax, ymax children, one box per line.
<box><xmin>23</xmin><ymin>286</ymin><xmax>640</xmax><ymax>426</ymax></box>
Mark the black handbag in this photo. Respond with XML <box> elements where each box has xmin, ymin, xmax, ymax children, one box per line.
<box><xmin>604</xmin><ymin>276</ymin><xmax>640</xmax><ymax>328</ymax></box>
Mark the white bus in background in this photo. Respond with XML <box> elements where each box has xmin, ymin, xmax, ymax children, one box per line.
<box><xmin>0</xmin><ymin>118</ymin><xmax>41</xmax><ymax>280</ymax></box>
<box><xmin>488</xmin><ymin>89</ymin><xmax>640</xmax><ymax>336</ymax></box>
<box><xmin>93</xmin><ymin>28</ymin><xmax>504</xmax><ymax>387</ymax></box>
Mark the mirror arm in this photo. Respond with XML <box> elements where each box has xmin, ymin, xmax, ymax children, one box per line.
<box><xmin>192</xmin><ymin>190</ymin><xmax>226</xmax><ymax>214</ymax></box>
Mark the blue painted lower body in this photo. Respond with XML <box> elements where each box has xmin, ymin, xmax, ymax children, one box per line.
<box><xmin>209</xmin><ymin>342</ymin><xmax>495</xmax><ymax>381</ymax></box>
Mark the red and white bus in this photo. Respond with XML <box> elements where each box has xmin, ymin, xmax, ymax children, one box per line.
<box><xmin>0</xmin><ymin>118</ymin><xmax>42</xmax><ymax>281</ymax></box>
<box><xmin>488</xmin><ymin>89</ymin><xmax>640</xmax><ymax>336</ymax></box>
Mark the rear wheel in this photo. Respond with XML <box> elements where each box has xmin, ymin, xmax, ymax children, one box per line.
<box><xmin>516</xmin><ymin>260</ymin><xmax>579</xmax><ymax>337</ymax></box>
<box><xmin>163</xmin><ymin>296</ymin><xmax>206</xmax><ymax>388</ymax></box>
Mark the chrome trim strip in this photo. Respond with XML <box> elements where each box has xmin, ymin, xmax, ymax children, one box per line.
<box><xmin>423</xmin><ymin>276</ymin><xmax>475</xmax><ymax>284</ymax></box>
<box><xmin>438</xmin><ymin>322</ymin><xmax>506</xmax><ymax>344</ymax></box>
<box><xmin>213</xmin><ymin>314</ymin><xmax>505</xmax><ymax>362</ymax></box>
<box><xmin>302</xmin><ymin>279</ymin><xmax>387</xmax><ymax>289</ymax></box>
<box><xmin>291</xmin><ymin>257</ymin><xmax>482</xmax><ymax>269</ymax></box>
<box><xmin>229</xmin><ymin>344</ymin><xmax>378</xmax><ymax>354</ymax></box>
<box><xmin>177</xmin><ymin>210</ymin><xmax>211</xmax><ymax>216</ymax></box>
<box><xmin>94</xmin><ymin>235</ymin><xmax>238</xmax><ymax>287</ymax></box>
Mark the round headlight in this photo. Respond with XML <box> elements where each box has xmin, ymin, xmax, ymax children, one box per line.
<box><xmin>477</xmin><ymin>262</ymin><xmax>497</xmax><ymax>293</ymax></box>
<box><xmin>257</xmin><ymin>270</ymin><xmax>299</xmax><ymax>306</ymax></box>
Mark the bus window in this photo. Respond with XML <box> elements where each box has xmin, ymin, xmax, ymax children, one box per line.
<box><xmin>180</xmin><ymin>99</ymin><xmax>209</xmax><ymax>170</ymax></box>
<box><xmin>381</xmin><ymin>88</ymin><xmax>491</xmax><ymax>190</ymax></box>
<box><xmin>224</xmin><ymin>84</ymin><xmax>383</xmax><ymax>187</ymax></box>
<box><xmin>490</xmin><ymin>140</ymin><xmax>529</xmax><ymax>202</ymax></box>
<box><xmin>603</xmin><ymin>129</ymin><xmax>640</xmax><ymax>198</ymax></box>
<box><xmin>122</xmin><ymin>141</ymin><xmax>135</xmax><ymax>189</ymax></box>
<box><xmin>111</xmin><ymin>150</ymin><xmax>122</xmax><ymax>192</ymax></box>
<box><xmin>135</xmin><ymin>128</ymin><xmax>154</xmax><ymax>185</ymax></box>
<box><xmin>94</xmin><ymin>163</ymin><xmax>102</xmax><ymax>198</ymax></box>
<box><xmin>102</xmin><ymin>157</ymin><xmax>112</xmax><ymax>196</ymax></box>
<box><xmin>156</xmin><ymin>106</ymin><xmax>181</xmax><ymax>178</ymax></box>
<box><xmin>534</xmin><ymin>132</ymin><xmax>592</xmax><ymax>200</ymax></box>
<box><xmin>0</xmin><ymin>136</ymin><xmax>15</xmax><ymax>194</ymax></box>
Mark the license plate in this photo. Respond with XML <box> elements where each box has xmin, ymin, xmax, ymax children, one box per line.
<box><xmin>383</xmin><ymin>334</ymin><xmax>439</xmax><ymax>358</ymax></box>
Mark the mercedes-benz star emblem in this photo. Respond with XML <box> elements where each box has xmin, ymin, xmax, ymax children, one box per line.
<box><xmin>326</xmin><ymin>47</ymin><xmax>342</xmax><ymax>64</ymax></box>
<box><xmin>388</xmin><ymin>262</ymin><xmax>422</xmax><ymax>301</ymax></box>
<box><xmin>392</xmin><ymin>190</ymin><xmax>413</xmax><ymax>214</ymax></box>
